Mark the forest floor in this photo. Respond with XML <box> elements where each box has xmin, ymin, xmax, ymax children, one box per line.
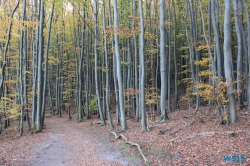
<box><xmin>0</xmin><ymin>105</ymin><xmax>250</xmax><ymax>166</ymax></box>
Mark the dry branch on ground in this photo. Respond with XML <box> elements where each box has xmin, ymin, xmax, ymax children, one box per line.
<box><xmin>110</xmin><ymin>131</ymin><xmax>147</xmax><ymax>163</ymax></box>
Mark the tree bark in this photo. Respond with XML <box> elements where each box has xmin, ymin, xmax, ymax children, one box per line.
<box><xmin>212</xmin><ymin>0</ymin><xmax>222</xmax><ymax>78</ymax></box>
<box><xmin>94</xmin><ymin>0</ymin><xmax>105</xmax><ymax>126</ymax></box>
<box><xmin>36</xmin><ymin>0</ymin><xmax>45</xmax><ymax>132</ymax></box>
<box><xmin>41</xmin><ymin>4</ymin><xmax>54</xmax><ymax>126</ymax></box>
<box><xmin>113</xmin><ymin>0</ymin><xmax>127</xmax><ymax>131</ymax></box>
<box><xmin>234</xmin><ymin>0</ymin><xmax>244</xmax><ymax>105</ymax></box>
<box><xmin>243</xmin><ymin>0</ymin><xmax>250</xmax><ymax>107</ymax></box>
<box><xmin>224</xmin><ymin>0</ymin><xmax>237</xmax><ymax>123</ymax></box>
<box><xmin>139</xmin><ymin>0</ymin><xmax>148</xmax><ymax>132</ymax></box>
<box><xmin>159</xmin><ymin>0</ymin><xmax>168</xmax><ymax>122</ymax></box>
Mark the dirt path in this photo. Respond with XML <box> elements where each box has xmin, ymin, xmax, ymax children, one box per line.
<box><xmin>28</xmin><ymin>116</ymin><xmax>143</xmax><ymax>166</ymax></box>
<box><xmin>2</xmin><ymin>108</ymin><xmax>249</xmax><ymax>166</ymax></box>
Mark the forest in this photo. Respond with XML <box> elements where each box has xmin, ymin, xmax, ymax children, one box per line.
<box><xmin>0</xmin><ymin>0</ymin><xmax>250</xmax><ymax>165</ymax></box>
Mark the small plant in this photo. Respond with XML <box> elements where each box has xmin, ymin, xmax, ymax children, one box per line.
<box><xmin>146</xmin><ymin>160</ymin><xmax>153</xmax><ymax>166</ymax></box>
<box><xmin>83</xmin><ymin>94</ymin><xmax>98</xmax><ymax>113</ymax></box>
<box><xmin>193</xmin><ymin>57</ymin><xmax>240</xmax><ymax>124</ymax></box>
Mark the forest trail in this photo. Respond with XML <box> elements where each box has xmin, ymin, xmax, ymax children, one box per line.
<box><xmin>1</xmin><ymin>108</ymin><xmax>250</xmax><ymax>166</ymax></box>
<box><xmin>27</xmin><ymin>114</ymin><xmax>142</xmax><ymax>166</ymax></box>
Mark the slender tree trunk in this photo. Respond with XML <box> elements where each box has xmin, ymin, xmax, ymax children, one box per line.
<box><xmin>0</xmin><ymin>0</ymin><xmax>20</xmax><ymax>99</ymax></box>
<box><xmin>243</xmin><ymin>0</ymin><xmax>250</xmax><ymax>107</ymax></box>
<box><xmin>19</xmin><ymin>30</ymin><xmax>24</xmax><ymax>136</ymax></box>
<box><xmin>132</xmin><ymin>0</ymin><xmax>139</xmax><ymax>122</ymax></box>
<box><xmin>139</xmin><ymin>0</ymin><xmax>148</xmax><ymax>131</ymax></box>
<box><xmin>234</xmin><ymin>0</ymin><xmax>244</xmax><ymax>105</ymax></box>
<box><xmin>172</xmin><ymin>0</ymin><xmax>178</xmax><ymax>109</ymax></box>
<box><xmin>159</xmin><ymin>0</ymin><xmax>168</xmax><ymax>122</ymax></box>
<box><xmin>77</xmin><ymin>29</ymin><xmax>84</xmax><ymax>122</ymax></box>
<box><xmin>113</xmin><ymin>0</ymin><xmax>127</xmax><ymax>131</ymax></box>
<box><xmin>23</xmin><ymin>0</ymin><xmax>30</xmax><ymax>131</ymax></box>
<box><xmin>224</xmin><ymin>0</ymin><xmax>237</xmax><ymax>123</ymax></box>
<box><xmin>36</xmin><ymin>0</ymin><xmax>44</xmax><ymax>132</ymax></box>
<box><xmin>212</xmin><ymin>0</ymin><xmax>222</xmax><ymax>78</ymax></box>
<box><xmin>102</xmin><ymin>0</ymin><xmax>113</xmax><ymax>129</ymax></box>
<box><xmin>94</xmin><ymin>0</ymin><xmax>105</xmax><ymax>126</ymax></box>
<box><xmin>41</xmin><ymin>4</ymin><xmax>54</xmax><ymax>126</ymax></box>
<box><xmin>167</xmin><ymin>0</ymin><xmax>171</xmax><ymax>113</ymax></box>
<box><xmin>19</xmin><ymin>0</ymin><xmax>29</xmax><ymax>136</ymax></box>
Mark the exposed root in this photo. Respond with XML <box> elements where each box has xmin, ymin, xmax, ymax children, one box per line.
<box><xmin>158</xmin><ymin>127</ymin><xmax>171</xmax><ymax>135</ymax></box>
<box><xmin>110</xmin><ymin>132</ymin><xmax>147</xmax><ymax>163</ymax></box>
<box><xmin>169</xmin><ymin>120</ymin><xmax>195</xmax><ymax>136</ymax></box>
<box><xmin>111</xmin><ymin>131</ymin><xmax>120</xmax><ymax>139</ymax></box>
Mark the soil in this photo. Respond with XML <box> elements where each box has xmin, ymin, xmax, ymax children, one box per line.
<box><xmin>0</xmin><ymin>105</ymin><xmax>250</xmax><ymax>166</ymax></box>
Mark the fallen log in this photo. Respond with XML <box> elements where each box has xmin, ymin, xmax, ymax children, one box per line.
<box><xmin>110</xmin><ymin>132</ymin><xmax>147</xmax><ymax>163</ymax></box>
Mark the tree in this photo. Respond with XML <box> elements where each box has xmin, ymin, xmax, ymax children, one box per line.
<box><xmin>211</xmin><ymin>0</ymin><xmax>222</xmax><ymax>78</ymax></box>
<box><xmin>223</xmin><ymin>0</ymin><xmax>237</xmax><ymax>123</ymax></box>
<box><xmin>102</xmin><ymin>0</ymin><xmax>113</xmax><ymax>130</ymax></box>
<box><xmin>36</xmin><ymin>0</ymin><xmax>45</xmax><ymax>132</ymax></box>
<box><xmin>234</xmin><ymin>0</ymin><xmax>244</xmax><ymax>106</ymax></box>
<box><xmin>243</xmin><ymin>0</ymin><xmax>250</xmax><ymax>108</ymax></box>
<box><xmin>41</xmin><ymin>4</ymin><xmax>54</xmax><ymax>126</ymax></box>
<box><xmin>139</xmin><ymin>0</ymin><xmax>148</xmax><ymax>131</ymax></box>
<box><xmin>113</xmin><ymin>0</ymin><xmax>127</xmax><ymax>131</ymax></box>
<box><xmin>94</xmin><ymin>0</ymin><xmax>105</xmax><ymax>126</ymax></box>
<box><xmin>159</xmin><ymin>0</ymin><xmax>168</xmax><ymax>122</ymax></box>
<box><xmin>0</xmin><ymin>0</ymin><xmax>20</xmax><ymax>100</ymax></box>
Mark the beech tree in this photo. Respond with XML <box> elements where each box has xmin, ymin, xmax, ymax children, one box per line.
<box><xmin>159</xmin><ymin>0</ymin><xmax>168</xmax><ymax>122</ymax></box>
<box><xmin>223</xmin><ymin>0</ymin><xmax>237</xmax><ymax>123</ymax></box>
<box><xmin>1</xmin><ymin>0</ymin><xmax>250</xmax><ymax>137</ymax></box>
<box><xmin>113</xmin><ymin>0</ymin><xmax>127</xmax><ymax>131</ymax></box>
<box><xmin>139</xmin><ymin>0</ymin><xmax>148</xmax><ymax>131</ymax></box>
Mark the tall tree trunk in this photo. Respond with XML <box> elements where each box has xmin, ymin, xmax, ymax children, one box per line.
<box><xmin>77</xmin><ymin>29</ymin><xmax>84</xmax><ymax>122</ymax></box>
<box><xmin>234</xmin><ymin>0</ymin><xmax>244</xmax><ymax>105</ymax></box>
<box><xmin>139</xmin><ymin>0</ymin><xmax>148</xmax><ymax>132</ymax></box>
<box><xmin>41</xmin><ymin>4</ymin><xmax>54</xmax><ymax>126</ymax></box>
<box><xmin>212</xmin><ymin>0</ymin><xmax>222</xmax><ymax>78</ymax></box>
<box><xmin>243</xmin><ymin>0</ymin><xmax>250</xmax><ymax>107</ymax></box>
<box><xmin>94</xmin><ymin>0</ymin><xmax>105</xmax><ymax>126</ymax></box>
<box><xmin>102</xmin><ymin>0</ymin><xmax>113</xmax><ymax>129</ymax></box>
<box><xmin>0</xmin><ymin>0</ymin><xmax>20</xmax><ymax>99</ymax></box>
<box><xmin>172</xmin><ymin>0</ymin><xmax>178</xmax><ymax>109</ymax></box>
<box><xmin>159</xmin><ymin>0</ymin><xmax>168</xmax><ymax>122</ymax></box>
<box><xmin>167</xmin><ymin>0</ymin><xmax>171</xmax><ymax>113</ymax></box>
<box><xmin>198</xmin><ymin>0</ymin><xmax>216</xmax><ymax>115</ymax></box>
<box><xmin>23</xmin><ymin>0</ymin><xmax>30</xmax><ymax>131</ymax></box>
<box><xmin>31</xmin><ymin>0</ymin><xmax>39</xmax><ymax>128</ymax></box>
<box><xmin>224</xmin><ymin>0</ymin><xmax>237</xmax><ymax>123</ymax></box>
<box><xmin>19</xmin><ymin>0</ymin><xmax>29</xmax><ymax>136</ymax></box>
<box><xmin>113</xmin><ymin>0</ymin><xmax>127</xmax><ymax>131</ymax></box>
<box><xmin>132</xmin><ymin>0</ymin><xmax>139</xmax><ymax>122</ymax></box>
<box><xmin>19</xmin><ymin>28</ymin><xmax>24</xmax><ymax>137</ymax></box>
<box><xmin>36</xmin><ymin>0</ymin><xmax>44</xmax><ymax>132</ymax></box>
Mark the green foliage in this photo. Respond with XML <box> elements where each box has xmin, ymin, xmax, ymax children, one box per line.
<box><xmin>179</xmin><ymin>47</ymin><xmax>189</xmax><ymax>52</ymax></box>
<box><xmin>121</xmin><ymin>61</ymin><xmax>130</xmax><ymax>66</ymax></box>
<box><xmin>83</xmin><ymin>94</ymin><xmax>97</xmax><ymax>112</ymax></box>
<box><xmin>146</xmin><ymin>161</ymin><xmax>153</xmax><ymax>166</ymax></box>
